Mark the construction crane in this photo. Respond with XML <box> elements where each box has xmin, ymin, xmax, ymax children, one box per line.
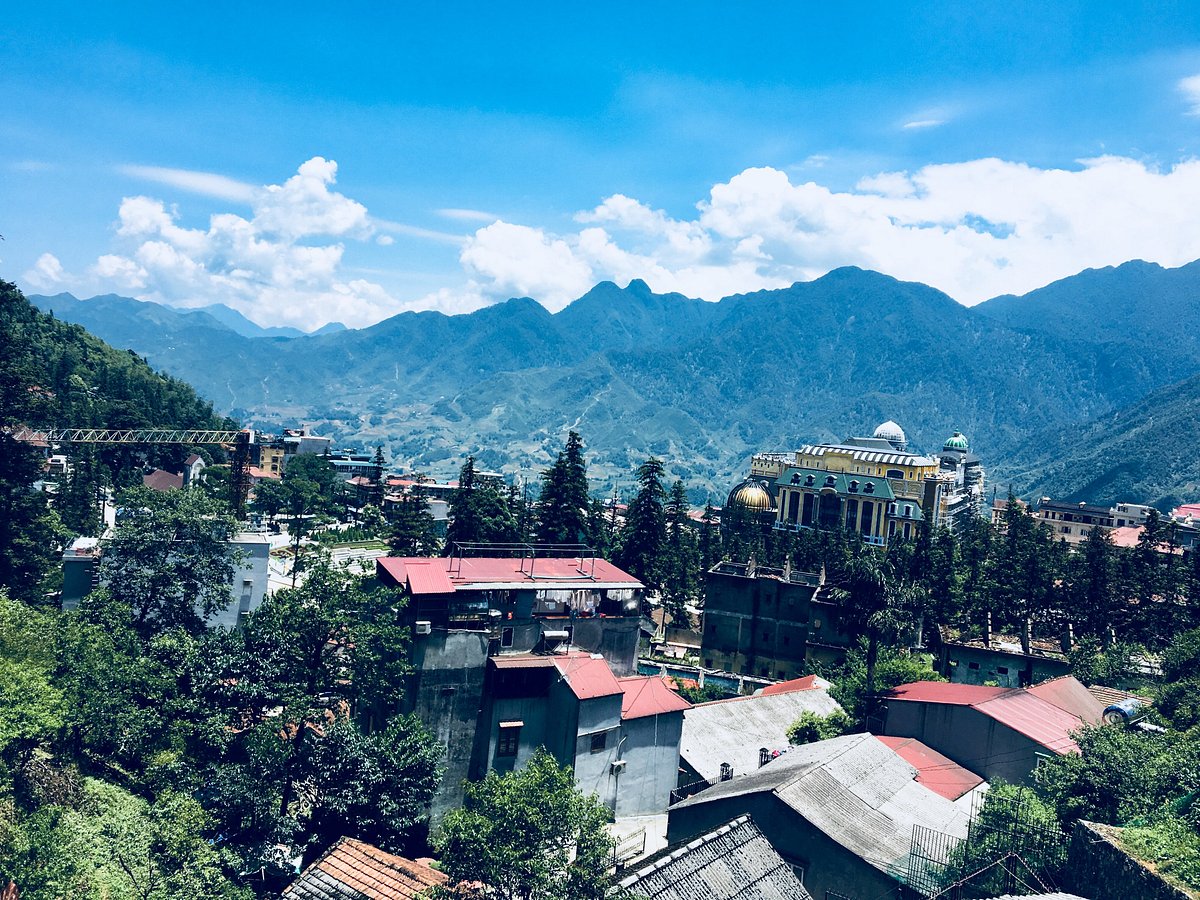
<box><xmin>6</xmin><ymin>427</ymin><xmax>255</xmax><ymax>518</ymax></box>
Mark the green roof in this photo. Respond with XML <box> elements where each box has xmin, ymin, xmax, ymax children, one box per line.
<box><xmin>774</xmin><ymin>467</ymin><xmax>895</xmax><ymax>501</ymax></box>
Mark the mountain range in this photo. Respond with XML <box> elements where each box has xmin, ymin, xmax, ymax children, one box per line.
<box><xmin>29</xmin><ymin>260</ymin><xmax>1200</xmax><ymax>505</ymax></box>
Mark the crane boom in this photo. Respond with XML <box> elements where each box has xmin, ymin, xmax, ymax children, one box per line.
<box><xmin>5</xmin><ymin>427</ymin><xmax>254</xmax><ymax>518</ymax></box>
<box><xmin>5</xmin><ymin>427</ymin><xmax>244</xmax><ymax>444</ymax></box>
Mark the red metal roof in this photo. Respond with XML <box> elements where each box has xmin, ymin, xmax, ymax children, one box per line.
<box><xmin>973</xmin><ymin>691</ymin><xmax>1087</xmax><ymax>754</ymax></box>
<box><xmin>760</xmin><ymin>675</ymin><xmax>823</xmax><ymax>696</ymax></box>
<box><xmin>875</xmin><ymin>736</ymin><xmax>984</xmax><ymax>801</ymax></box>
<box><xmin>618</xmin><ymin>675</ymin><xmax>692</xmax><ymax>719</ymax></box>
<box><xmin>490</xmin><ymin>655</ymin><xmax>558</xmax><ymax>669</ymax></box>
<box><xmin>1025</xmin><ymin>676</ymin><xmax>1106</xmax><ymax>722</ymax></box>
<box><xmin>375</xmin><ymin>555</ymin><xmax>642</xmax><ymax>595</ymax></box>
<box><xmin>886</xmin><ymin>682</ymin><xmax>1009</xmax><ymax>705</ymax></box>
<box><xmin>553</xmin><ymin>654</ymin><xmax>623</xmax><ymax>700</ymax></box>
<box><xmin>887</xmin><ymin>678</ymin><xmax>1100</xmax><ymax>755</ymax></box>
<box><xmin>404</xmin><ymin>561</ymin><xmax>456</xmax><ymax>595</ymax></box>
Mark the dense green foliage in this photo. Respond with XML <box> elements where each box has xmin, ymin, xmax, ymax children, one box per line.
<box><xmin>0</xmin><ymin>553</ymin><xmax>442</xmax><ymax>897</ymax></box>
<box><xmin>433</xmin><ymin>748</ymin><xmax>614</xmax><ymax>900</ymax></box>
<box><xmin>444</xmin><ymin>457</ymin><xmax>520</xmax><ymax>551</ymax></box>
<box><xmin>535</xmin><ymin>431</ymin><xmax>590</xmax><ymax>545</ymax></box>
<box><xmin>786</xmin><ymin>709</ymin><xmax>852</xmax><ymax>745</ymax></box>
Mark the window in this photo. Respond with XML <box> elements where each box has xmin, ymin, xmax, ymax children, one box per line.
<box><xmin>997</xmin><ymin>666</ymin><xmax>1009</xmax><ymax>675</ymax></box>
<box><xmin>760</xmin><ymin>667</ymin><xmax>769</xmax><ymax>677</ymax></box>
<box><xmin>758</xmin><ymin>747</ymin><xmax>770</xmax><ymax>767</ymax></box>
<box><xmin>704</xmin><ymin>658</ymin><xmax>713</xmax><ymax>668</ymax></box>
<box><xmin>782</xmin><ymin>635</ymin><xmax>790</xmax><ymax>646</ymax></box>
<box><xmin>500</xmin><ymin>627</ymin><xmax>514</xmax><ymax>648</ymax></box>
<box><xmin>496</xmin><ymin>723</ymin><xmax>521</xmax><ymax>757</ymax></box>
<box><xmin>812</xmin><ymin>618</ymin><xmax>822</xmax><ymax>630</ymax></box>
<box><xmin>887</xmin><ymin>469</ymin><xmax>904</xmax><ymax>479</ymax></box>
<box><xmin>968</xmin><ymin>661</ymin><xmax>980</xmax><ymax>670</ymax></box>
<box><xmin>590</xmin><ymin>731</ymin><xmax>607</xmax><ymax>754</ymax></box>
<box><xmin>719</xmin><ymin>762</ymin><xmax>733</xmax><ymax>781</ymax></box>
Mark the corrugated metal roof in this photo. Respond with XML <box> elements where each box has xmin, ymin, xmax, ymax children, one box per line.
<box><xmin>875</xmin><ymin>736</ymin><xmax>984</xmax><ymax>801</ymax></box>
<box><xmin>886</xmin><ymin>682</ymin><xmax>1010</xmax><ymax>706</ymax></box>
<box><xmin>490</xmin><ymin>655</ymin><xmax>558</xmax><ymax>669</ymax></box>
<box><xmin>679</xmin><ymin>688</ymin><xmax>843</xmax><ymax>783</ymax></box>
<box><xmin>758</xmin><ymin>675</ymin><xmax>829</xmax><ymax>696</ymax></box>
<box><xmin>972</xmin><ymin>691</ymin><xmax>1086</xmax><ymax>755</ymax></box>
<box><xmin>886</xmin><ymin>678</ymin><xmax>1100</xmax><ymax>756</ymax></box>
<box><xmin>375</xmin><ymin>556</ymin><xmax>643</xmax><ymax>594</ymax></box>
<box><xmin>403</xmin><ymin>561</ymin><xmax>456</xmax><ymax>595</ymax></box>
<box><xmin>616</xmin><ymin>815</ymin><xmax>813</xmax><ymax>900</ymax></box>
<box><xmin>1025</xmin><ymin>676</ymin><xmax>1106</xmax><ymax>722</ymax></box>
<box><xmin>282</xmin><ymin>836</ymin><xmax>446</xmax><ymax>900</ymax></box>
<box><xmin>553</xmin><ymin>654</ymin><xmax>623</xmax><ymax>700</ymax></box>
<box><xmin>674</xmin><ymin>734</ymin><xmax>975</xmax><ymax>880</ymax></box>
<box><xmin>619</xmin><ymin>675</ymin><xmax>692</xmax><ymax>719</ymax></box>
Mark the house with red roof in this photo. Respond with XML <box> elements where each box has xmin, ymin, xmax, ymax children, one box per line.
<box><xmin>474</xmin><ymin>651</ymin><xmax>690</xmax><ymax>819</ymax></box>
<box><xmin>376</xmin><ymin>550</ymin><xmax>647</xmax><ymax>820</ymax></box>
<box><xmin>881</xmin><ymin>676</ymin><xmax>1106</xmax><ymax>784</ymax></box>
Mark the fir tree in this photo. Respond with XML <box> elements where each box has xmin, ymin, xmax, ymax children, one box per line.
<box><xmin>535</xmin><ymin>431</ymin><xmax>590</xmax><ymax>545</ymax></box>
<box><xmin>616</xmin><ymin>457</ymin><xmax>668</xmax><ymax>594</ymax></box>
<box><xmin>661</xmin><ymin>480</ymin><xmax>701</xmax><ymax>628</ymax></box>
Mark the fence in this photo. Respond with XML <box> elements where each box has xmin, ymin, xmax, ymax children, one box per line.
<box><xmin>906</xmin><ymin>789</ymin><xmax>1069</xmax><ymax>898</ymax></box>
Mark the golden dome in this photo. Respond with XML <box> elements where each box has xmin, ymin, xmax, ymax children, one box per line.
<box><xmin>727</xmin><ymin>479</ymin><xmax>775</xmax><ymax>513</ymax></box>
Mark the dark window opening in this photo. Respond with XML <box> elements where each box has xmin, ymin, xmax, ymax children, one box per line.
<box><xmin>497</xmin><ymin>725</ymin><xmax>521</xmax><ymax>757</ymax></box>
<box><xmin>590</xmin><ymin>732</ymin><xmax>607</xmax><ymax>754</ymax></box>
<box><xmin>501</xmin><ymin>627</ymin><xmax>514</xmax><ymax>648</ymax></box>
<box><xmin>720</xmin><ymin>762</ymin><xmax>733</xmax><ymax>781</ymax></box>
<box><xmin>968</xmin><ymin>661</ymin><xmax>980</xmax><ymax>670</ymax></box>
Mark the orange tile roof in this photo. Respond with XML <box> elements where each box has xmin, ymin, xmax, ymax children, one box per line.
<box><xmin>759</xmin><ymin>675</ymin><xmax>822</xmax><ymax>696</ymax></box>
<box><xmin>283</xmin><ymin>836</ymin><xmax>447</xmax><ymax>900</ymax></box>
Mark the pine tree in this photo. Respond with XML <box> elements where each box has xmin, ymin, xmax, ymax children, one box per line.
<box><xmin>616</xmin><ymin>457</ymin><xmax>668</xmax><ymax>594</ymax></box>
<box><xmin>386</xmin><ymin>493</ymin><xmax>441</xmax><ymax>556</ymax></box>
<box><xmin>444</xmin><ymin>457</ymin><xmax>519</xmax><ymax>554</ymax></box>
<box><xmin>661</xmin><ymin>480</ymin><xmax>701</xmax><ymax>628</ymax></box>
<box><xmin>535</xmin><ymin>431</ymin><xmax>590</xmax><ymax>545</ymax></box>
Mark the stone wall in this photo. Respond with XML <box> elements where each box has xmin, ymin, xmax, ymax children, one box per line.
<box><xmin>1066</xmin><ymin>820</ymin><xmax>1197</xmax><ymax>900</ymax></box>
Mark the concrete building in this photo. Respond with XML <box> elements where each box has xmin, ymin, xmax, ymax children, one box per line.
<box><xmin>882</xmin><ymin>676</ymin><xmax>1106</xmax><ymax>784</ymax></box>
<box><xmin>700</xmin><ymin>560</ymin><xmax>849</xmax><ymax>679</ymax></box>
<box><xmin>471</xmin><ymin>651</ymin><xmax>689</xmax><ymax>820</ymax></box>
<box><xmin>668</xmin><ymin>733</ymin><xmax>982</xmax><ymax>900</ymax></box>
<box><xmin>730</xmin><ymin>422</ymin><xmax>987</xmax><ymax>550</ymax></box>
<box><xmin>934</xmin><ymin>626</ymin><xmax>1071</xmax><ymax>688</ymax></box>
<box><xmin>677</xmin><ymin>677</ymin><xmax>843</xmax><ymax>792</ymax></box>
<box><xmin>60</xmin><ymin>531</ymin><xmax>271</xmax><ymax>628</ymax></box>
<box><xmin>614</xmin><ymin>815</ymin><xmax>813</xmax><ymax>900</ymax></box>
<box><xmin>376</xmin><ymin>549</ymin><xmax>647</xmax><ymax>819</ymax></box>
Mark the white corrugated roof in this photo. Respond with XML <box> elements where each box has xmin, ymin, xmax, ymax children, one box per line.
<box><xmin>675</xmin><ymin>734</ymin><xmax>977</xmax><ymax>880</ymax></box>
<box><xmin>679</xmin><ymin>688</ymin><xmax>843</xmax><ymax>784</ymax></box>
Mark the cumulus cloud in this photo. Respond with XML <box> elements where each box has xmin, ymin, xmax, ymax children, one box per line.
<box><xmin>21</xmin><ymin>253</ymin><xmax>67</xmax><ymax>290</ymax></box>
<box><xmin>1179</xmin><ymin>74</ymin><xmax>1200</xmax><ymax>115</ymax></box>
<box><xmin>62</xmin><ymin>157</ymin><xmax>418</xmax><ymax>329</ymax></box>
<box><xmin>449</xmin><ymin>155</ymin><xmax>1200</xmax><ymax>309</ymax></box>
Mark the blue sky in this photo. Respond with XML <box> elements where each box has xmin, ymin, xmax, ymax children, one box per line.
<box><xmin>5</xmin><ymin>3</ymin><xmax>1200</xmax><ymax>328</ymax></box>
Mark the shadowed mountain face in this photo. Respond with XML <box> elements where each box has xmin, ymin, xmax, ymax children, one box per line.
<box><xmin>31</xmin><ymin>259</ymin><xmax>1200</xmax><ymax>499</ymax></box>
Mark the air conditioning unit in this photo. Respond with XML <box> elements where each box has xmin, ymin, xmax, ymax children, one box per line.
<box><xmin>415</xmin><ymin>620</ymin><xmax>432</xmax><ymax>636</ymax></box>
<box><xmin>610</xmin><ymin>760</ymin><xmax>627</xmax><ymax>776</ymax></box>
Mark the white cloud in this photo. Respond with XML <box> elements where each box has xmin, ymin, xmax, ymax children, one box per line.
<box><xmin>21</xmin><ymin>253</ymin><xmax>67</xmax><ymax>290</ymax></box>
<box><xmin>902</xmin><ymin>119</ymin><xmax>944</xmax><ymax>130</ymax></box>
<box><xmin>68</xmin><ymin>157</ymin><xmax>409</xmax><ymax>329</ymax></box>
<box><xmin>1179</xmin><ymin>74</ymin><xmax>1200</xmax><ymax>115</ymax></box>
<box><xmin>119</xmin><ymin>164</ymin><xmax>258</xmax><ymax>203</ymax></box>
<box><xmin>437</xmin><ymin>208</ymin><xmax>500</xmax><ymax>222</ymax></box>
<box><xmin>373</xmin><ymin>218</ymin><xmax>467</xmax><ymax>245</ymax></box>
<box><xmin>452</xmin><ymin>156</ymin><xmax>1200</xmax><ymax>308</ymax></box>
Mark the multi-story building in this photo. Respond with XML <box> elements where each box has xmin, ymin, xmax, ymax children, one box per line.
<box><xmin>376</xmin><ymin>546</ymin><xmax>681</xmax><ymax>820</ymax></box>
<box><xmin>700</xmin><ymin>560</ymin><xmax>850</xmax><ymax>679</ymax></box>
<box><xmin>729</xmin><ymin>421</ymin><xmax>985</xmax><ymax>549</ymax></box>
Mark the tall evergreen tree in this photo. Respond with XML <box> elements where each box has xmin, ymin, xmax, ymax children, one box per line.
<box><xmin>698</xmin><ymin>502</ymin><xmax>723</xmax><ymax>571</ymax></box>
<box><xmin>386</xmin><ymin>493</ymin><xmax>441</xmax><ymax>557</ymax></box>
<box><xmin>444</xmin><ymin>457</ymin><xmax>519</xmax><ymax>553</ymax></box>
<box><xmin>535</xmin><ymin>431</ymin><xmax>590</xmax><ymax>545</ymax></box>
<box><xmin>616</xmin><ymin>457</ymin><xmax>668</xmax><ymax>594</ymax></box>
<box><xmin>661</xmin><ymin>480</ymin><xmax>701</xmax><ymax>628</ymax></box>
